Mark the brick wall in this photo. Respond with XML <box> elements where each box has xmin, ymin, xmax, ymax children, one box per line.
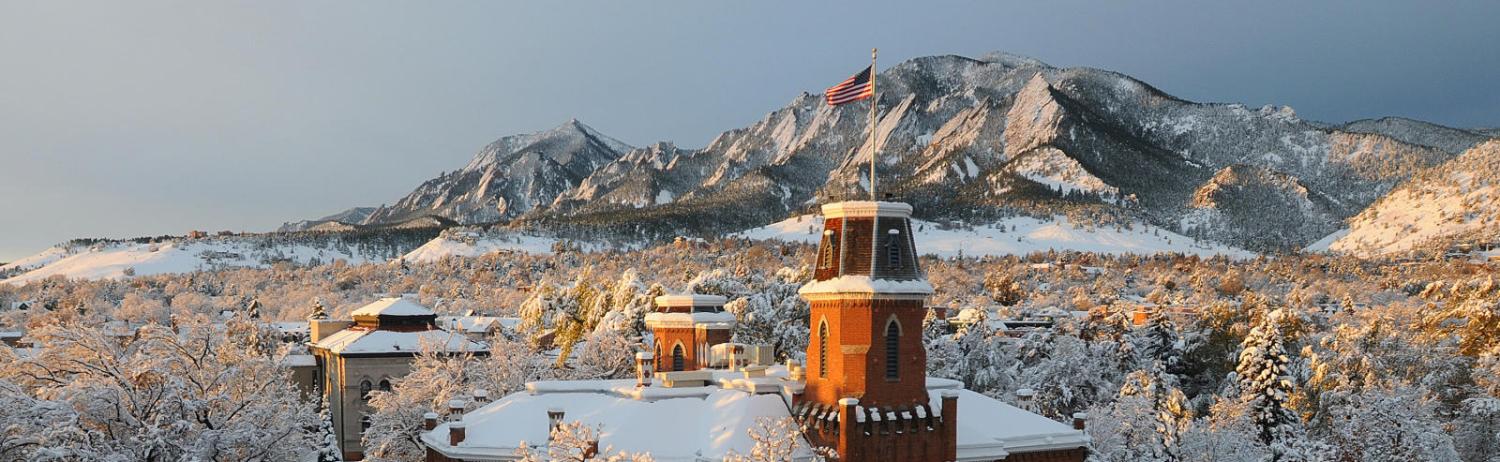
<box><xmin>805</xmin><ymin>296</ymin><xmax>929</xmax><ymax>407</ymax></box>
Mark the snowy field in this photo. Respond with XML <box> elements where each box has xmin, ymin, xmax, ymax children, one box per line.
<box><xmin>1</xmin><ymin>239</ymin><xmax>383</xmax><ymax>285</ymax></box>
<box><xmin>400</xmin><ymin>232</ymin><xmax>609</xmax><ymax>263</ymax></box>
<box><xmin>733</xmin><ymin>214</ymin><xmax>1254</xmax><ymax>258</ymax></box>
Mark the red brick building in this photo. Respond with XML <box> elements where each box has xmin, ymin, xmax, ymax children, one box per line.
<box><xmin>643</xmin><ymin>294</ymin><xmax>734</xmax><ymax>372</ymax></box>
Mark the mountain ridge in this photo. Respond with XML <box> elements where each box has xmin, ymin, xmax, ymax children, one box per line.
<box><xmin>289</xmin><ymin>51</ymin><xmax>1487</xmax><ymax>252</ymax></box>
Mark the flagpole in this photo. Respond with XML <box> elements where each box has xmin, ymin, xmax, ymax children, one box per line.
<box><xmin>869</xmin><ymin>48</ymin><xmax>878</xmax><ymax>201</ymax></box>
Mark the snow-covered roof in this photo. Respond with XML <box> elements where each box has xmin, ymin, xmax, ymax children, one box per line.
<box><xmin>438</xmin><ymin>316</ymin><xmax>520</xmax><ymax>334</ymax></box>
<box><xmin>423</xmin><ymin>367</ymin><xmax>1085</xmax><ymax>461</ymax></box>
<box><xmin>926</xmin><ymin>387</ymin><xmax>1091</xmax><ymax>456</ymax></box>
<box><xmin>821</xmin><ymin>201</ymin><xmax>913</xmax><ymax>219</ymax></box>
<box><xmin>652</xmin><ymin>294</ymin><xmax>727</xmax><ymax>308</ymax></box>
<box><xmin>282</xmin><ymin>354</ymin><xmax>316</xmax><ymax>367</ymax></box>
<box><xmin>642</xmin><ymin>311</ymin><xmax>736</xmax><ymax>329</ymax></box>
<box><xmin>351</xmin><ymin>297</ymin><xmax>435</xmax><ymax>317</ymax></box>
<box><xmin>424</xmin><ymin>378</ymin><xmax>810</xmax><ymax>461</ymax></box>
<box><xmin>798</xmin><ymin>275</ymin><xmax>935</xmax><ymax>296</ymax></box>
<box><xmin>313</xmin><ymin>327</ymin><xmax>486</xmax><ymax>356</ymax></box>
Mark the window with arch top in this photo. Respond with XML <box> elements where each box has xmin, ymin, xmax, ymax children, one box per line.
<box><xmin>359</xmin><ymin>379</ymin><xmax>373</xmax><ymax>401</ymax></box>
<box><xmin>378</xmin><ymin>378</ymin><xmax>392</xmax><ymax>393</ymax></box>
<box><xmin>885</xmin><ymin>319</ymin><xmax>901</xmax><ymax>380</ymax></box>
<box><xmin>818</xmin><ymin>230</ymin><xmax>836</xmax><ymax>269</ymax></box>
<box><xmin>671</xmin><ymin>343</ymin><xmax>685</xmax><ymax>372</ymax></box>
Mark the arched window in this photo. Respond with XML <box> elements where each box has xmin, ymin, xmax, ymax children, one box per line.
<box><xmin>818</xmin><ymin>321</ymin><xmax>829</xmax><ymax>378</ymax></box>
<box><xmin>885</xmin><ymin>320</ymin><xmax>901</xmax><ymax>380</ymax></box>
<box><xmin>671</xmin><ymin>343</ymin><xmax>685</xmax><ymax>371</ymax></box>
<box><xmin>359</xmin><ymin>379</ymin><xmax>373</xmax><ymax>401</ymax></box>
<box><xmin>818</xmin><ymin>231</ymin><xmax>836</xmax><ymax>269</ymax></box>
<box><xmin>378</xmin><ymin>379</ymin><xmax>392</xmax><ymax>393</ymax></box>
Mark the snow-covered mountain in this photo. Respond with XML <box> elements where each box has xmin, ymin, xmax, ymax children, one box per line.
<box><xmin>362</xmin><ymin>119</ymin><xmax>633</xmax><ymax>225</ymax></box>
<box><xmin>277</xmin><ymin>207</ymin><xmax>377</xmax><ymax>232</ymax></box>
<box><xmin>302</xmin><ymin>52</ymin><xmax>1489</xmax><ymax>252</ymax></box>
<box><xmin>1311</xmin><ymin>140</ymin><xmax>1500</xmax><ymax>256</ymax></box>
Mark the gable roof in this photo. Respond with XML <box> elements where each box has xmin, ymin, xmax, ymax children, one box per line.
<box><xmin>352</xmin><ymin>297</ymin><xmax>435</xmax><ymax>317</ymax></box>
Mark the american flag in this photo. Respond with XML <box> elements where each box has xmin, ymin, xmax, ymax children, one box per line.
<box><xmin>825</xmin><ymin>66</ymin><xmax>874</xmax><ymax>105</ymax></box>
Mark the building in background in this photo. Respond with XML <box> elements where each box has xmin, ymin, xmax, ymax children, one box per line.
<box><xmin>308</xmin><ymin>296</ymin><xmax>487</xmax><ymax>460</ymax></box>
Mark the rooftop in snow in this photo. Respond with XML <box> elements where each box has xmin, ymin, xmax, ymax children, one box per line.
<box><xmin>351</xmin><ymin>297</ymin><xmax>435</xmax><ymax>317</ymax></box>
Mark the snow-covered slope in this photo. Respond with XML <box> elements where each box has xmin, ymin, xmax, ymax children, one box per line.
<box><xmin>1</xmin><ymin>238</ymin><xmax>389</xmax><ymax>285</ymax></box>
<box><xmin>1318</xmin><ymin>140</ymin><xmax>1500</xmax><ymax>256</ymax></box>
<box><xmin>291</xmin><ymin>51</ymin><xmax>1477</xmax><ymax>253</ymax></box>
<box><xmin>401</xmin><ymin>231</ymin><xmax>578</xmax><ymax>263</ymax></box>
<box><xmin>734</xmin><ymin>215</ymin><xmax>1252</xmax><ymax>258</ymax></box>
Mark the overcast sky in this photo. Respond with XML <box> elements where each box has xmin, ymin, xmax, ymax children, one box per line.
<box><xmin>2</xmin><ymin>0</ymin><xmax>1498</xmax><ymax>261</ymax></box>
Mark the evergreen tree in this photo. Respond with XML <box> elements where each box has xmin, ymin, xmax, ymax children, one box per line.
<box><xmin>1235</xmin><ymin>307</ymin><xmax>1305</xmax><ymax>460</ymax></box>
<box><xmin>315</xmin><ymin>391</ymin><xmax>344</xmax><ymax>462</ymax></box>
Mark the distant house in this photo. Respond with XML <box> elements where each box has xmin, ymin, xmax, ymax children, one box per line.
<box><xmin>308</xmin><ymin>296</ymin><xmax>488</xmax><ymax>460</ymax></box>
<box><xmin>0</xmin><ymin>330</ymin><xmax>25</xmax><ymax>347</ymax></box>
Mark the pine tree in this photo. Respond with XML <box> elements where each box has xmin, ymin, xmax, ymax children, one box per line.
<box><xmin>1235</xmin><ymin>307</ymin><xmax>1304</xmax><ymax>459</ymax></box>
<box><xmin>315</xmin><ymin>391</ymin><xmax>344</xmax><ymax>462</ymax></box>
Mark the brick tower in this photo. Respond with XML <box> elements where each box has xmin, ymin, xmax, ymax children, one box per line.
<box><xmin>794</xmin><ymin>201</ymin><xmax>956</xmax><ymax>462</ymax></box>
<box><xmin>644</xmin><ymin>294</ymin><xmax>734</xmax><ymax>372</ymax></box>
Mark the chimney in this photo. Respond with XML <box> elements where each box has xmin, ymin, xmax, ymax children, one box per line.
<box><xmin>473</xmin><ymin>389</ymin><xmax>490</xmax><ymax>404</ymax></box>
<box><xmin>447</xmin><ymin>399</ymin><xmax>467</xmax><ymax>421</ymax></box>
<box><xmin>941</xmin><ymin>391</ymin><xmax>959</xmax><ymax>462</ymax></box>
<box><xmin>1073</xmin><ymin>412</ymin><xmax>1089</xmax><ymax>431</ymax></box>
<box><xmin>547</xmin><ymin>408</ymin><xmax>566</xmax><ymax>440</ymax></box>
<box><xmin>1016</xmin><ymin>388</ymin><xmax>1035</xmax><ymax>412</ymax></box>
<box><xmin>635</xmin><ymin>352</ymin><xmax>655</xmax><ymax>387</ymax></box>
<box><xmin>448</xmin><ymin>421</ymin><xmax>466</xmax><ymax>446</ymax></box>
<box><xmin>838</xmin><ymin>398</ymin><xmax>860</xmax><ymax>461</ymax></box>
<box><xmin>423</xmin><ymin>412</ymin><xmax>439</xmax><ymax>431</ymax></box>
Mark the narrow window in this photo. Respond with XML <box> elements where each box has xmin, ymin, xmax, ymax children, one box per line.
<box><xmin>818</xmin><ymin>321</ymin><xmax>829</xmax><ymax>378</ymax></box>
<box><xmin>885</xmin><ymin>320</ymin><xmax>900</xmax><ymax>380</ymax></box>
<box><xmin>672</xmin><ymin>344</ymin><xmax>685</xmax><ymax>371</ymax></box>
<box><xmin>360</xmin><ymin>415</ymin><xmax>372</xmax><ymax>432</ymax></box>
<box><xmin>818</xmin><ymin>231</ymin><xmax>836</xmax><ymax>269</ymax></box>
<box><xmin>359</xmin><ymin>379</ymin><xmax>373</xmax><ymax>401</ymax></box>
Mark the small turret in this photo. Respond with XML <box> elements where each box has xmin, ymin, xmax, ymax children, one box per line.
<box><xmin>643</xmin><ymin>294</ymin><xmax>734</xmax><ymax>372</ymax></box>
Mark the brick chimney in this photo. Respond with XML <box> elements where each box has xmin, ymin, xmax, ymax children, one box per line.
<box><xmin>473</xmin><ymin>389</ymin><xmax>490</xmax><ymax>405</ymax></box>
<box><xmin>1073</xmin><ymin>412</ymin><xmax>1089</xmax><ymax>431</ymax></box>
<box><xmin>1016</xmin><ymin>388</ymin><xmax>1035</xmax><ymax>412</ymax></box>
<box><xmin>941</xmin><ymin>391</ymin><xmax>959</xmax><ymax>462</ymax></box>
<box><xmin>547</xmin><ymin>408</ymin><xmax>566</xmax><ymax>440</ymax></box>
<box><xmin>447</xmin><ymin>399</ymin><xmax>467</xmax><ymax>421</ymax></box>
<box><xmin>635</xmin><ymin>352</ymin><xmax>655</xmax><ymax>387</ymax></box>
<box><xmin>448</xmin><ymin>421</ymin><xmax>466</xmax><ymax>446</ymax></box>
<box><xmin>423</xmin><ymin>412</ymin><xmax>439</xmax><ymax>431</ymax></box>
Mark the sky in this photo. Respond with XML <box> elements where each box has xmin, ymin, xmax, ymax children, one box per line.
<box><xmin>2</xmin><ymin>0</ymin><xmax>1498</xmax><ymax>261</ymax></box>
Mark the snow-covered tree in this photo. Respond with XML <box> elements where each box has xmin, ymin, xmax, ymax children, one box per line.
<box><xmin>1235</xmin><ymin>307</ymin><xmax>1309</xmax><ymax>460</ymax></box>
<box><xmin>514</xmin><ymin>421</ymin><xmax>654</xmax><ymax>462</ymax></box>
<box><xmin>3</xmin><ymin>318</ymin><xmax>318</xmax><ymax>461</ymax></box>
<box><xmin>313</xmin><ymin>392</ymin><xmax>344</xmax><ymax>462</ymax></box>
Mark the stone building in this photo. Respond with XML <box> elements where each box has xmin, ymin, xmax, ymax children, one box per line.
<box><xmin>309</xmin><ymin>296</ymin><xmax>488</xmax><ymax>460</ymax></box>
<box><xmin>417</xmin><ymin>200</ymin><xmax>1089</xmax><ymax>461</ymax></box>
